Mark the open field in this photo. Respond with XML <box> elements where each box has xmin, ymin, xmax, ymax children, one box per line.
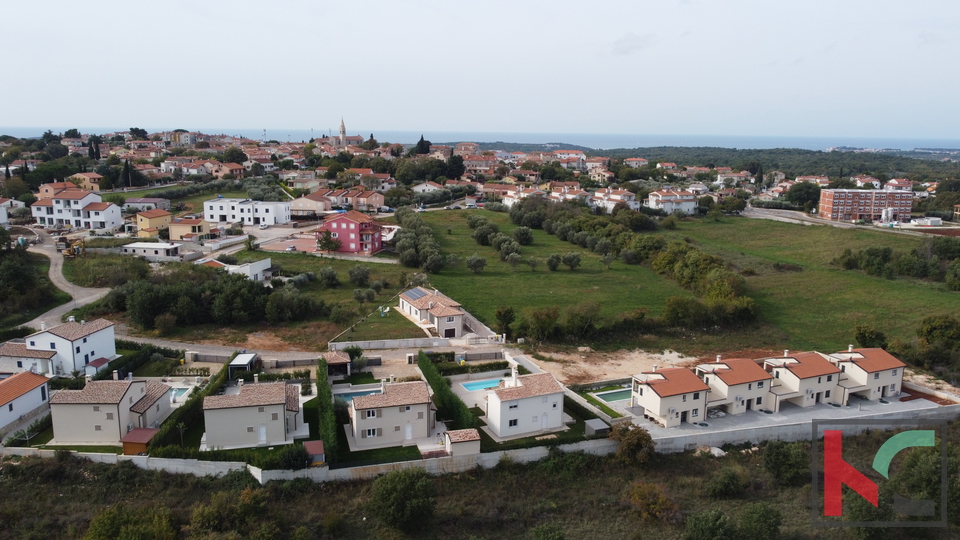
<box><xmin>417</xmin><ymin>209</ymin><xmax>693</xmax><ymax>322</ymax></box>
<box><xmin>333</xmin><ymin>307</ymin><xmax>425</xmax><ymax>342</ymax></box>
<box><xmin>659</xmin><ymin>217</ymin><xmax>958</xmax><ymax>351</ymax></box>
<box><xmin>0</xmin><ymin>253</ymin><xmax>71</xmax><ymax>330</ymax></box>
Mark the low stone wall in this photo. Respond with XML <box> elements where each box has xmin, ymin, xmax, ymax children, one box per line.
<box><xmin>329</xmin><ymin>338</ymin><xmax>450</xmax><ymax>351</ymax></box>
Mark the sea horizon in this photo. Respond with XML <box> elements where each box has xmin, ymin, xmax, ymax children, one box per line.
<box><xmin>3</xmin><ymin>126</ymin><xmax>960</xmax><ymax>152</ymax></box>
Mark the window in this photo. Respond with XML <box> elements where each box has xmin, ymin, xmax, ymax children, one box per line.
<box><xmin>532</xmin><ymin>416</ymin><xmax>538</xmax><ymax>423</ymax></box>
<box><xmin>874</xmin><ymin>373</ymin><xmax>880</xmax><ymax>380</ymax></box>
<box><xmin>129</xmin><ymin>397</ymin><xmax>133</xmax><ymax>404</ymax></box>
<box><xmin>16</xmin><ymin>361</ymin><xmax>21</xmax><ymax>368</ymax></box>
<box><xmin>247</xmin><ymin>426</ymin><xmax>254</xmax><ymax>433</ymax></box>
<box><xmin>365</xmin><ymin>428</ymin><xmax>377</xmax><ymax>438</ymax></box>
<box><xmin>365</xmin><ymin>410</ymin><xmax>377</xmax><ymax>418</ymax></box>
<box><xmin>693</xmin><ymin>392</ymin><xmax>700</xmax><ymax>400</ymax></box>
<box><xmin>7</xmin><ymin>404</ymin><xmax>11</xmax><ymax>412</ymax></box>
<box><xmin>508</xmin><ymin>419</ymin><xmax>518</xmax><ymax>427</ymax></box>
<box><xmin>394</xmin><ymin>426</ymin><xmax>400</xmax><ymax>432</ymax></box>
<box><xmin>756</xmin><ymin>397</ymin><xmax>762</xmax><ymax>405</ymax></box>
<box><xmin>94</xmin><ymin>425</ymin><xmax>102</xmax><ymax>431</ymax></box>
<box><xmin>509</xmin><ymin>401</ymin><xmax>518</xmax><ymax>409</ymax></box>
<box><xmin>155</xmin><ymin>404</ymin><xmax>159</xmax><ymax>412</ymax></box>
<box><xmin>892</xmin><ymin>369</ymin><xmax>897</xmax><ymax>376</ymax></box>
<box><xmin>637</xmin><ymin>387</ymin><xmax>643</xmax><ymax>396</ymax></box>
<box><xmin>890</xmin><ymin>384</ymin><xmax>896</xmax><ymax>391</ymax></box>
<box><xmin>404</xmin><ymin>405</ymin><xmax>411</xmax><ymax>412</ymax></box>
<box><xmin>682</xmin><ymin>395</ymin><xmax>687</xmax><ymax>402</ymax></box>
<box><xmin>83</xmin><ymin>338</ymin><xmax>87</xmax><ymax>343</ymax></box>
<box><xmin>757</xmin><ymin>381</ymin><xmax>764</xmax><ymax>388</ymax></box>
<box><xmin>841</xmin><ymin>365</ymin><xmax>845</xmax><ymax>372</ymax></box>
<box><xmin>774</xmin><ymin>371</ymin><xmax>780</xmax><ymax>379</ymax></box>
<box><xmin>692</xmin><ymin>409</ymin><xmax>698</xmax><ymax>417</ymax></box>
<box><xmin>50</xmin><ymin>343</ymin><xmax>55</xmax><ymax>349</ymax></box>
<box><xmin>29</xmin><ymin>341</ymin><xmax>34</xmax><ymax>346</ymax></box>
<box><xmin>827</xmin><ymin>375</ymin><xmax>833</xmax><ymax>382</ymax></box>
<box><xmin>41</xmin><ymin>387</ymin><xmax>46</xmax><ymax>401</ymax></box>
<box><xmin>825</xmin><ymin>390</ymin><xmax>831</xmax><ymax>398</ymax></box>
<box><xmin>271</xmin><ymin>413</ymin><xmax>279</xmax><ymax>421</ymax></box>
<box><xmin>106</xmin><ymin>412</ymin><xmax>113</xmax><ymax>420</ymax></box>
<box><xmin>93</xmin><ymin>406</ymin><xmax>100</xmax><ymax>412</ymax></box>
<box><xmin>258</xmin><ymin>407</ymin><xmax>265</xmax><ymax>413</ymax></box>
<box><xmin>447</xmin><ymin>316</ymin><xmax>455</xmax><ymax>323</ymax></box>
<box><xmin>818</xmin><ymin>377</ymin><xmax>822</xmax><ymax>384</ymax></box>
<box><xmin>748</xmin><ymin>383</ymin><xmax>752</xmax><ymax>390</ymax></box>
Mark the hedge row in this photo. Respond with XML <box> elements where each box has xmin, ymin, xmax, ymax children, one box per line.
<box><xmin>316</xmin><ymin>357</ymin><xmax>340</xmax><ymax>462</ymax></box>
<box><xmin>435</xmin><ymin>361</ymin><xmax>509</xmax><ymax>377</ymax></box>
<box><xmin>150</xmin><ymin>443</ymin><xmax>309</xmax><ymax>470</ymax></box>
<box><xmin>148</xmin><ymin>355</ymin><xmax>232</xmax><ymax>450</ymax></box>
<box><xmin>424</xmin><ymin>351</ymin><xmax>456</xmax><ymax>363</ymax></box>
<box><xmin>418</xmin><ymin>351</ymin><xmax>475</xmax><ymax>430</ymax></box>
<box><xmin>115</xmin><ymin>339</ymin><xmax>183</xmax><ymax>358</ymax></box>
<box><xmin>0</xmin><ymin>326</ymin><xmax>36</xmax><ymax>342</ymax></box>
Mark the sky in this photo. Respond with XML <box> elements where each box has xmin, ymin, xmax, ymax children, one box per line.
<box><xmin>4</xmin><ymin>0</ymin><xmax>960</xmax><ymax>140</ymax></box>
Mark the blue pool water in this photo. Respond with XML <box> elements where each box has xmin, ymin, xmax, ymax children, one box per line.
<box><xmin>334</xmin><ymin>390</ymin><xmax>382</xmax><ymax>401</ymax></box>
<box><xmin>167</xmin><ymin>388</ymin><xmax>190</xmax><ymax>399</ymax></box>
<box><xmin>596</xmin><ymin>389</ymin><xmax>632</xmax><ymax>402</ymax></box>
<box><xmin>461</xmin><ymin>378</ymin><xmax>503</xmax><ymax>392</ymax></box>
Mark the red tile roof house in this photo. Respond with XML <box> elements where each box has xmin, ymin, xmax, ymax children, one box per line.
<box><xmin>696</xmin><ymin>357</ymin><xmax>773</xmax><ymax>415</ymax></box>
<box><xmin>485</xmin><ymin>368</ymin><xmax>565</xmax><ymax>439</ymax></box>
<box><xmin>0</xmin><ymin>372</ymin><xmax>50</xmax><ymax>434</ymax></box>
<box><xmin>631</xmin><ymin>367</ymin><xmax>710</xmax><ymax>427</ymax></box>
<box><xmin>314</xmin><ymin>211</ymin><xmax>383</xmax><ymax>255</ymax></box>
<box><xmin>760</xmin><ymin>351</ymin><xmax>842</xmax><ymax>412</ymax></box>
<box><xmin>397</xmin><ymin>287</ymin><xmax>465</xmax><ymax>338</ymax></box>
<box><xmin>349</xmin><ymin>381</ymin><xmax>435</xmax><ymax>450</ymax></box>
<box><xmin>50</xmin><ymin>378</ymin><xmax>172</xmax><ymax>446</ymax></box>
<box><xmin>201</xmin><ymin>382</ymin><xmax>303</xmax><ymax>450</ymax></box>
<box><xmin>14</xmin><ymin>319</ymin><xmax>117</xmax><ymax>377</ymax></box>
<box><xmin>826</xmin><ymin>346</ymin><xmax>906</xmax><ymax>403</ymax></box>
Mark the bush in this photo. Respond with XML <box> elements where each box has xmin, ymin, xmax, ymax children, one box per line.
<box><xmin>371</xmin><ymin>468</ymin><xmax>436</xmax><ymax>532</ymax></box>
<box><xmin>683</xmin><ymin>508</ymin><xmax>734</xmax><ymax>540</ymax></box>
<box><xmin>546</xmin><ymin>253</ymin><xmax>561</xmax><ymax>271</ymax></box>
<box><xmin>465</xmin><ymin>253</ymin><xmax>487</xmax><ymax>273</ymax></box>
<box><xmin>762</xmin><ymin>440</ymin><xmax>810</xmax><ymax>486</ymax></box>
<box><xmin>513</xmin><ymin>226</ymin><xmax>534</xmax><ymax>245</ymax></box>
<box><xmin>623</xmin><ymin>481</ymin><xmax>681</xmax><ymax>524</ymax></box>
<box><xmin>608</xmin><ymin>423</ymin><xmax>656</xmax><ymax>464</ymax></box>
<box><xmin>348</xmin><ymin>265</ymin><xmax>370</xmax><ymax>287</ymax></box>
<box><xmin>661</xmin><ymin>215</ymin><xmax>679</xmax><ymax>229</ymax></box>
<box><xmin>154</xmin><ymin>313</ymin><xmax>177</xmax><ymax>336</ymax></box>
<box><xmin>737</xmin><ymin>502</ymin><xmax>782</xmax><ymax>540</ymax></box>
<box><xmin>705</xmin><ymin>466</ymin><xmax>750</xmax><ymax>498</ymax></box>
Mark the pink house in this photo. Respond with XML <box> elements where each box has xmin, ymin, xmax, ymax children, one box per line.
<box><xmin>315</xmin><ymin>211</ymin><xmax>383</xmax><ymax>255</ymax></box>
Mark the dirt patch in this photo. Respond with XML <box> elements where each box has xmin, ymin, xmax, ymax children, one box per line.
<box><xmin>694</xmin><ymin>348</ymin><xmax>783</xmax><ymax>367</ymax></box>
<box><xmin>903</xmin><ymin>370</ymin><xmax>960</xmax><ymax>403</ymax></box>
<box><xmin>532</xmin><ymin>348</ymin><xmax>692</xmax><ymax>385</ymax></box>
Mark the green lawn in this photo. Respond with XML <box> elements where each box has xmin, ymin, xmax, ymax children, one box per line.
<box><xmin>418</xmin><ymin>210</ymin><xmax>693</xmax><ymax>326</ymax></box>
<box><xmin>659</xmin><ymin>217</ymin><xmax>958</xmax><ymax>350</ymax></box>
<box><xmin>0</xmin><ymin>253</ymin><xmax>71</xmax><ymax>330</ymax></box>
<box><xmin>41</xmin><ymin>445</ymin><xmax>123</xmax><ymax>454</ymax></box>
<box><xmin>334</xmin><ymin>306</ymin><xmax>425</xmax><ymax>342</ymax></box>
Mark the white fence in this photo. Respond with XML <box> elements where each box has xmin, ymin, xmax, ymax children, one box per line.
<box><xmin>329</xmin><ymin>338</ymin><xmax>450</xmax><ymax>351</ymax></box>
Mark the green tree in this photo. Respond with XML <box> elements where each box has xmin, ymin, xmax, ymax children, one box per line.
<box><xmin>546</xmin><ymin>253</ymin><xmax>561</xmax><ymax>271</ymax></box>
<box><xmin>316</xmin><ymin>230</ymin><xmax>341</xmax><ymax>252</ymax></box>
<box><xmin>527</xmin><ymin>307</ymin><xmax>559</xmax><ymax>341</ymax></box>
<box><xmin>447</xmin><ymin>154</ymin><xmax>465</xmax><ymax>178</ymax></box>
<box><xmin>854</xmin><ymin>324</ymin><xmax>888</xmax><ymax>349</ymax></box>
<box><xmin>561</xmin><ymin>252</ymin><xmax>581</xmax><ymax>271</ymax></box>
<box><xmin>348</xmin><ymin>265</ymin><xmax>371</xmax><ymax>287</ymax></box>
<box><xmin>513</xmin><ymin>226</ymin><xmax>534</xmax><ymax>245</ymax></box>
<box><xmin>785</xmin><ymin>182</ymin><xmax>821</xmax><ymax>207</ymax></box>
<box><xmin>494</xmin><ymin>306</ymin><xmax>515</xmax><ymax>337</ymax></box>
<box><xmin>563</xmin><ymin>301</ymin><xmax>601</xmax><ymax>339</ymax></box>
<box><xmin>222</xmin><ymin>146</ymin><xmax>248</xmax><ymax>164</ymax></box>
<box><xmin>422</xmin><ymin>253</ymin><xmax>445</xmax><ymax>274</ymax></box>
<box><xmin>600</xmin><ymin>253</ymin><xmax>615</xmax><ymax>269</ymax></box>
<box><xmin>371</xmin><ymin>468</ymin><xmax>436</xmax><ymax>532</ymax></box>
<box><xmin>63</xmin><ymin>128</ymin><xmax>80</xmax><ymax>139</ymax></box>
<box><xmin>465</xmin><ymin>253</ymin><xmax>486</xmax><ymax>273</ymax></box>
<box><xmin>129</xmin><ymin>127</ymin><xmax>148</xmax><ymax>139</ymax></box>
<box><xmin>526</xmin><ymin>256</ymin><xmax>540</xmax><ymax>271</ymax></box>
<box><xmin>762</xmin><ymin>440</ymin><xmax>809</xmax><ymax>486</ymax></box>
<box><xmin>608</xmin><ymin>423</ymin><xmax>656</xmax><ymax>464</ymax></box>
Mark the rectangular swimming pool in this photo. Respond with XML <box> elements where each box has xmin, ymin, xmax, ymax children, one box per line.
<box><xmin>596</xmin><ymin>389</ymin><xmax>632</xmax><ymax>402</ymax></box>
<box><xmin>167</xmin><ymin>388</ymin><xmax>190</xmax><ymax>400</ymax></box>
<box><xmin>334</xmin><ymin>390</ymin><xmax>382</xmax><ymax>401</ymax></box>
<box><xmin>461</xmin><ymin>378</ymin><xmax>503</xmax><ymax>392</ymax></box>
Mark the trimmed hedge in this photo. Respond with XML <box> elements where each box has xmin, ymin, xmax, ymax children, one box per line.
<box><xmin>418</xmin><ymin>351</ymin><xmax>475</xmax><ymax>429</ymax></box>
<box><xmin>316</xmin><ymin>357</ymin><xmax>340</xmax><ymax>462</ymax></box>
<box><xmin>435</xmin><ymin>361</ymin><xmax>509</xmax><ymax>377</ymax></box>
<box><xmin>149</xmin><ymin>355</ymin><xmax>232</xmax><ymax>449</ymax></box>
<box><xmin>0</xmin><ymin>326</ymin><xmax>36</xmax><ymax>342</ymax></box>
<box><xmin>150</xmin><ymin>443</ymin><xmax>309</xmax><ymax>470</ymax></box>
<box><xmin>425</xmin><ymin>351</ymin><xmax>455</xmax><ymax>363</ymax></box>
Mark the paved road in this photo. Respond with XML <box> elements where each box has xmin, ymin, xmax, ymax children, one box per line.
<box><xmin>24</xmin><ymin>229</ymin><xmax>111</xmax><ymax>330</ymax></box>
<box><xmin>743</xmin><ymin>206</ymin><xmax>926</xmax><ymax>237</ymax></box>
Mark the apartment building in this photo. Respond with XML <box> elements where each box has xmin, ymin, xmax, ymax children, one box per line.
<box><xmin>818</xmin><ymin>189</ymin><xmax>912</xmax><ymax>222</ymax></box>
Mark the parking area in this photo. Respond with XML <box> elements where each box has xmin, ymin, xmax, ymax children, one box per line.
<box><xmin>260</xmin><ymin>237</ymin><xmax>318</xmax><ymax>253</ymax></box>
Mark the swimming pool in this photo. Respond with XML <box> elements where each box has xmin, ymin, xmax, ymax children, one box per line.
<box><xmin>334</xmin><ymin>390</ymin><xmax>382</xmax><ymax>401</ymax></box>
<box><xmin>461</xmin><ymin>378</ymin><xmax>503</xmax><ymax>392</ymax></box>
<box><xmin>596</xmin><ymin>389</ymin><xmax>632</xmax><ymax>402</ymax></box>
<box><xmin>167</xmin><ymin>388</ymin><xmax>190</xmax><ymax>399</ymax></box>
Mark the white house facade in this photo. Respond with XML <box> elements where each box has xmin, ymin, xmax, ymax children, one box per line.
<box><xmin>485</xmin><ymin>369</ymin><xmax>565</xmax><ymax>439</ymax></box>
<box><xmin>397</xmin><ymin>287</ymin><xmax>464</xmax><ymax>338</ymax></box>
<box><xmin>202</xmin><ymin>382</ymin><xmax>301</xmax><ymax>450</ymax></box>
<box><xmin>350</xmin><ymin>381</ymin><xmax>434</xmax><ymax>449</ymax></box>
<box><xmin>203</xmin><ymin>198</ymin><xmax>291</xmax><ymax>226</ymax></box>
<box><xmin>0</xmin><ymin>372</ymin><xmax>50</xmax><ymax>433</ymax></box>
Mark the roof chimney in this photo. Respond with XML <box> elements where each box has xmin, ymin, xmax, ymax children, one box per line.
<box><xmin>848</xmin><ymin>344</ymin><xmax>854</xmax><ymax>352</ymax></box>
<box><xmin>784</xmin><ymin>350</ymin><xmax>790</xmax><ymax>358</ymax></box>
<box><xmin>381</xmin><ymin>379</ymin><xmax>387</xmax><ymax>392</ymax></box>
<box><xmin>511</xmin><ymin>365</ymin><xmax>519</xmax><ymax>387</ymax></box>
<box><xmin>40</xmin><ymin>322</ymin><xmax>46</xmax><ymax>331</ymax></box>
<box><xmin>112</xmin><ymin>370</ymin><xmax>119</xmax><ymax>380</ymax></box>
<box><xmin>81</xmin><ymin>320</ymin><xmax>85</xmax><ymax>325</ymax></box>
<box><xmin>716</xmin><ymin>355</ymin><xmax>722</xmax><ymax>363</ymax></box>
<box><xmin>652</xmin><ymin>364</ymin><xmax>658</xmax><ymax>372</ymax></box>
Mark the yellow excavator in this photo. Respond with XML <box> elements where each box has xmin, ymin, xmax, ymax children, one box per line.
<box><xmin>62</xmin><ymin>239</ymin><xmax>86</xmax><ymax>258</ymax></box>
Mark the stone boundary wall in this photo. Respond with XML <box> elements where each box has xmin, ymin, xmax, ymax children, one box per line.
<box><xmin>5</xmin><ymin>405</ymin><xmax>957</xmax><ymax>485</ymax></box>
<box><xmin>329</xmin><ymin>338</ymin><xmax>450</xmax><ymax>351</ymax></box>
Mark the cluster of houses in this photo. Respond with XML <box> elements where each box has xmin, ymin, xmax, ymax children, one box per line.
<box><xmin>630</xmin><ymin>347</ymin><xmax>905</xmax><ymax>428</ymax></box>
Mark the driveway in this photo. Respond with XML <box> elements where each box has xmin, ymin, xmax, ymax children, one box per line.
<box><xmin>24</xmin><ymin>229</ymin><xmax>111</xmax><ymax>330</ymax></box>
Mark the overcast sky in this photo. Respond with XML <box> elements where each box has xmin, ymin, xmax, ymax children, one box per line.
<box><xmin>4</xmin><ymin>0</ymin><xmax>959</xmax><ymax>139</ymax></box>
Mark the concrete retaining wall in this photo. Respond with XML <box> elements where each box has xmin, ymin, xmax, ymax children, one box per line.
<box><xmin>329</xmin><ymin>338</ymin><xmax>450</xmax><ymax>351</ymax></box>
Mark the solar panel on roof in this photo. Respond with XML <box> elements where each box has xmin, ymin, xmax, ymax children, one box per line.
<box><xmin>405</xmin><ymin>288</ymin><xmax>427</xmax><ymax>300</ymax></box>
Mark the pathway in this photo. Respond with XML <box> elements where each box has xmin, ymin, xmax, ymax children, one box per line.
<box><xmin>24</xmin><ymin>229</ymin><xmax>111</xmax><ymax>330</ymax></box>
<box><xmin>742</xmin><ymin>206</ymin><xmax>927</xmax><ymax>237</ymax></box>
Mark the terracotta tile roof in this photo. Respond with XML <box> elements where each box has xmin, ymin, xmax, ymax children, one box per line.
<box><xmin>54</xmin><ymin>189</ymin><xmax>96</xmax><ymax>200</ymax></box>
<box><xmin>82</xmin><ymin>202</ymin><xmax>112</xmax><ymax>211</ymax></box>
<box><xmin>31</xmin><ymin>199</ymin><xmax>54</xmax><ymax>207</ymax></box>
<box><xmin>201</xmin><ymin>260</ymin><xmax>226</xmax><ymax>268</ymax></box>
<box><xmin>637</xmin><ymin>368</ymin><xmax>709</xmax><ymax>398</ymax></box>
<box><xmin>399</xmin><ymin>287</ymin><xmax>461</xmax><ymax>311</ymax></box>
<box><xmin>0</xmin><ymin>372</ymin><xmax>48</xmax><ymax>405</ymax></box>
<box><xmin>286</xmin><ymin>384</ymin><xmax>300</xmax><ymax>412</ymax></box>
<box><xmin>203</xmin><ymin>382</ymin><xmax>298</xmax><ymax>411</ymax></box>
<box><xmin>303</xmin><ymin>440</ymin><xmax>325</xmax><ymax>455</ymax></box>
<box><xmin>138</xmin><ymin>209</ymin><xmax>171</xmax><ymax>219</ymax></box>
<box><xmin>324</xmin><ymin>210</ymin><xmax>375</xmax><ymax>224</ymax></box>
<box><xmin>446</xmin><ymin>428</ymin><xmax>481</xmax><ymax>443</ymax></box>
<box><xmin>51</xmin><ymin>380</ymin><xmax>133</xmax><ymax>405</ymax></box>
<box><xmin>353</xmin><ymin>381</ymin><xmax>430</xmax><ymax>409</ymax></box>
<box><xmin>87</xmin><ymin>357</ymin><xmax>110</xmax><ymax>368</ymax></box>
<box><xmin>71</xmin><ymin>172</ymin><xmax>103</xmax><ymax>179</ymax></box>
<box><xmin>0</xmin><ymin>342</ymin><xmax>56</xmax><ymax>359</ymax></box>
<box><xmin>428</xmin><ymin>304</ymin><xmax>462</xmax><ymax>318</ymax></box>
<box><xmin>831</xmin><ymin>348</ymin><xmax>906</xmax><ymax>373</ymax></box>
<box><xmin>700</xmin><ymin>358</ymin><xmax>772</xmax><ymax>387</ymax></box>
<box><xmin>493</xmin><ymin>373</ymin><xmax>564</xmax><ymax>401</ymax></box>
<box><xmin>33</xmin><ymin>319</ymin><xmax>114</xmax><ymax>342</ymax></box>
<box><xmin>172</xmin><ymin>218</ymin><xmax>204</xmax><ymax>225</ymax></box>
<box><xmin>323</xmin><ymin>351</ymin><xmax>351</xmax><ymax>365</ymax></box>
<box><xmin>765</xmin><ymin>352</ymin><xmax>840</xmax><ymax>379</ymax></box>
<box><xmin>119</xmin><ymin>427</ymin><xmax>159</xmax><ymax>444</ymax></box>
<box><xmin>130</xmin><ymin>381</ymin><xmax>171</xmax><ymax>414</ymax></box>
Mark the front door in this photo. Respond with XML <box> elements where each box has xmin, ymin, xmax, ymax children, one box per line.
<box><xmin>815</xmin><ymin>392</ymin><xmax>822</xmax><ymax>404</ymax></box>
<box><xmin>746</xmin><ymin>399</ymin><xmax>752</xmax><ymax>411</ymax></box>
<box><xmin>680</xmin><ymin>411</ymin><xmax>687</xmax><ymax>423</ymax></box>
<box><xmin>541</xmin><ymin>414</ymin><xmax>548</xmax><ymax>429</ymax></box>
<box><xmin>405</xmin><ymin>424</ymin><xmax>412</xmax><ymax>440</ymax></box>
<box><xmin>258</xmin><ymin>425</ymin><xmax>267</xmax><ymax>444</ymax></box>
<box><xmin>444</xmin><ymin>328</ymin><xmax>456</xmax><ymax>338</ymax></box>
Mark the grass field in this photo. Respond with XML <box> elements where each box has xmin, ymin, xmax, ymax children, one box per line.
<box><xmin>418</xmin><ymin>209</ymin><xmax>693</xmax><ymax>325</ymax></box>
<box><xmin>334</xmin><ymin>307</ymin><xmax>425</xmax><ymax>342</ymax></box>
<box><xmin>658</xmin><ymin>217</ymin><xmax>958</xmax><ymax>350</ymax></box>
<box><xmin>0</xmin><ymin>253</ymin><xmax>71</xmax><ymax>330</ymax></box>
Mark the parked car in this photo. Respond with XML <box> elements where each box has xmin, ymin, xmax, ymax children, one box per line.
<box><xmin>465</xmin><ymin>203</ymin><xmax>477</xmax><ymax>209</ymax></box>
<box><xmin>285</xmin><ymin>246</ymin><xmax>297</xmax><ymax>251</ymax></box>
<box><xmin>452</xmin><ymin>205</ymin><xmax>462</xmax><ymax>210</ymax></box>
<box><xmin>259</xmin><ymin>224</ymin><xmax>269</xmax><ymax>230</ymax></box>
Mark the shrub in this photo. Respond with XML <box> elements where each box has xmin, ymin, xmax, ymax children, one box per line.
<box><xmin>661</xmin><ymin>215</ymin><xmax>679</xmax><ymax>229</ymax></box>
<box><xmin>465</xmin><ymin>253</ymin><xmax>487</xmax><ymax>273</ymax></box>
<box><xmin>683</xmin><ymin>508</ymin><xmax>734</xmax><ymax>540</ymax></box>
<box><xmin>348</xmin><ymin>265</ymin><xmax>370</xmax><ymax>287</ymax></box>
<box><xmin>513</xmin><ymin>226</ymin><xmax>534</xmax><ymax>245</ymax></box>
<box><xmin>705</xmin><ymin>466</ymin><xmax>750</xmax><ymax>498</ymax></box>
<box><xmin>608</xmin><ymin>423</ymin><xmax>656</xmax><ymax>464</ymax></box>
<box><xmin>762</xmin><ymin>440</ymin><xmax>810</xmax><ymax>486</ymax></box>
<box><xmin>623</xmin><ymin>481</ymin><xmax>681</xmax><ymax>524</ymax></box>
<box><xmin>561</xmin><ymin>252</ymin><xmax>581</xmax><ymax>270</ymax></box>
<box><xmin>546</xmin><ymin>253</ymin><xmax>561</xmax><ymax>271</ymax></box>
<box><xmin>371</xmin><ymin>468</ymin><xmax>436</xmax><ymax>532</ymax></box>
<box><xmin>737</xmin><ymin>502</ymin><xmax>782</xmax><ymax>540</ymax></box>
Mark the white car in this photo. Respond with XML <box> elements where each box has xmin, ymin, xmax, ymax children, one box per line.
<box><xmin>259</xmin><ymin>224</ymin><xmax>269</xmax><ymax>230</ymax></box>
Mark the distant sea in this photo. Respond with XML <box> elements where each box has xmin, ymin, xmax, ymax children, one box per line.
<box><xmin>3</xmin><ymin>126</ymin><xmax>960</xmax><ymax>152</ymax></box>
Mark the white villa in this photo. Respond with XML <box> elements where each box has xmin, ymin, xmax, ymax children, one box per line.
<box><xmin>203</xmin><ymin>198</ymin><xmax>291</xmax><ymax>226</ymax></box>
<box><xmin>350</xmin><ymin>381</ymin><xmax>434</xmax><ymax>450</ymax></box>
<box><xmin>645</xmin><ymin>190</ymin><xmax>698</xmax><ymax>214</ymax></box>
<box><xmin>485</xmin><ymin>368</ymin><xmax>565</xmax><ymax>439</ymax></box>
<box><xmin>50</xmin><ymin>379</ymin><xmax>172</xmax><ymax>445</ymax></box>
<box><xmin>398</xmin><ymin>287</ymin><xmax>465</xmax><ymax>339</ymax></box>
<box><xmin>0</xmin><ymin>320</ymin><xmax>117</xmax><ymax>378</ymax></box>
<box><xmin>202</xmin><ymin>382</ymin><xmax>302</xmax><ymax>450</ymax></box>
